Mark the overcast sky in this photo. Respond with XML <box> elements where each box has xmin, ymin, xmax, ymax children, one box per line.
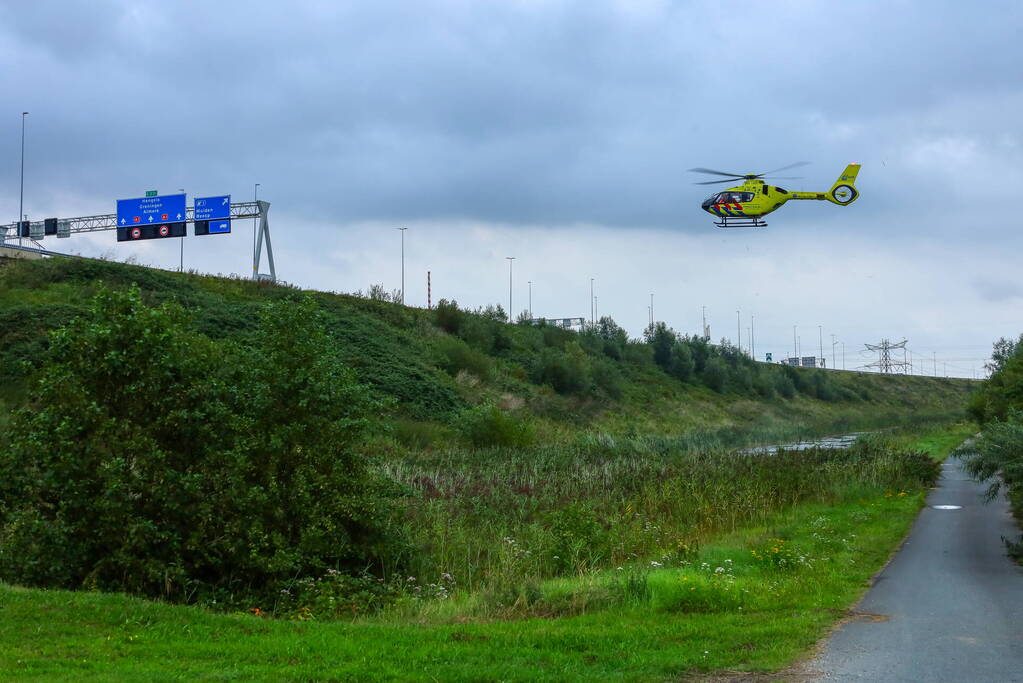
<box><xmin>3</xmin><ymin>0</ymin><xmax>1021</xmax><ymax>377</ymax></box>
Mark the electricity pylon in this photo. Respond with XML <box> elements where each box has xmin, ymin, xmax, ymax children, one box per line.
<box><xmin>864</xmin><ymin>338</ymin><xmax>910</xmax><ymax>374</ymax></box>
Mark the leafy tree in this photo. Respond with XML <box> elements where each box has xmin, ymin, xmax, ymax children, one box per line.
<box><xmin>435</xmin><ymin>298</ymin><xmax>463</xmax><ymax>334</ymax></box>
<box><xmin>644</xmin><ymin>322</ymin><xmax>676</xmax><ymax>370</ymax></box>
<box><xmin>702</xmin><ymin>357</ymin><xmax>729</xmax><ymax>393</ymax></box>
<box><xmin>0</xmin><ymin>288</ymin><xmax>403</xmax><ymax>603</ymax></box>
<box><xmin>669</xmin><ymin>341</ymin><xmax>695</xmax><ymax>381</ymax></box>
<box><xmin>986</xmin><ymin>335</ymin><xmax>1023</xmax><ymax>374</ymax></box>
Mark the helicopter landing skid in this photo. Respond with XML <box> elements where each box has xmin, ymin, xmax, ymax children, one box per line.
<box><xmin>714</xmin><ymin>216</ymin><xmax>768</xmax><ymax>229</ymax></box>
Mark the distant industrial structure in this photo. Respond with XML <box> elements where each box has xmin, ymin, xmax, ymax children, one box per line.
<box><xmin>864</xmin><ymin>338</ymin><xmax>910</xmax><ymax>374</ymax></box>
<box><xmin>528</xmin><ymin>317</ymin><xmax>586</xmax><ymax>330</ymax></box>
<box><xmin>779</xmin><ymin>356</ymin><xmax>826</xmax><ymax>368</ymax></box>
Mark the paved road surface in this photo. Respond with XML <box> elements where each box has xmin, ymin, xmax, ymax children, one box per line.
<box><xmin>809</xmin><ymin>457</ymin><xmax>1023</xmax><ymax>682</ymax></box>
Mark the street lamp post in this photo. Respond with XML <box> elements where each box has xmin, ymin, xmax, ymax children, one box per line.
<box><xmin>397</xmin><ymin>227</ymin><xmax>407</xmax><ymax>305</ymax></box>
<box><xmin>818</xmin><ymin>325</ymin><xmax>824</xmax><ymax>367</ymax></box>
<box><xmin>178</xmin><ymin>188</ymin><xmax>185</xmax><ymax>272</ymax></box>
<box><xmin>590</xmin><ymin>278</ymin><xmax>595</xmax><ymax>325</ymax></box>
<box><xmin>19</xmin><ymin>111</ymin><xmax>28</xmax><ymax>247</ymax></box>
<box><xmin>736</xmin><ymin>310</ymin><xmax>741</xmax><ymax>352</ymax></box>
<box><xmin>528</xmin><ymin>280</ymin><xmax>532</xmax><ymax>318</ymax></box>
<box><xmin>751</xmin><ymin>313</ymin><xmax>755</xmax><ymax>359</ymax></box>
<box><xmin>831</xmin><ymin>334</ymin><xmax>838</xmax><ymax>370</ymax></box>
<box><xmin>253</xmin><ymin>183</ymin><xmax>260</xmax><ymax>275</ymax></box>
<box><xmin>506</xmin><ymin>257</ymin><xmax>515</xmax><ymax>322</ymax></box>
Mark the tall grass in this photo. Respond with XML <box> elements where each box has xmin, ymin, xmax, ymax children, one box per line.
<box><xmin>381</xmin><ymin>438</ymin><xmax>938</xmax><ymax>595</ymax></box>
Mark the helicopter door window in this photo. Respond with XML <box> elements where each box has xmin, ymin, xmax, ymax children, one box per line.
<box><xmin>718</xmin><ymin>192</ymin><xmax>753</xmax><ymax>203</ymax></box>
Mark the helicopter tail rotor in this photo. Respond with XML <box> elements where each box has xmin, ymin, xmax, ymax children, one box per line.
<box><xmin>825</xmin><ymin>163</ymin><xmax>861</xmax><ymax>205</ymax></box>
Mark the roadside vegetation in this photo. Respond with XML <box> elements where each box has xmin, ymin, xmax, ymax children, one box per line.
<box><xmin>956</xmin><ymin>334</ymin><xmax>1023</xmax><ymax>560</ymax></box>
<box><xmin>0</xmin><ymin>427</ymin><xmax>968</xmax><ymax>680</ymax></box>
<box><xmin>0</xmin><ymin>256</ymin><xmax>975</xmax><ymax>678</ymax></box>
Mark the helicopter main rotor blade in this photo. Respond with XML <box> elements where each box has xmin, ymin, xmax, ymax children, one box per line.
<box><xmin>688</xmin><ymin>167</ymin><xmax>747</xmax><ymax>178</ymax></box>
<box><xmin>694</xmin><ymin>178</ymin><xmax>739</xmax><ymax>185</ymax></box>
<box><xmin>761</xmin><ymin>175</ymin><xmax>803</xmax><ymax>180</ymax></box>
<box><xmin>759</xmin><ymin>161</ymin><xmax>810</xmax><ymax>175</ymax></box>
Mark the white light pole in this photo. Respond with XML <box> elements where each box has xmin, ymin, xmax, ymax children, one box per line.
<box><xmin>178</xmin><ymin>188</ymin><xmax>185</xmax><ymax>272</ymax></box>
<box><xmin>528</xmin><ymin>280</ymin><xmax>532</xmax><ymax>318</ymax></box>
<box><xmin>750</xmin><ymin>313</ymin><xmax>755</xmax><ymax>359</ymax></box>
<box><xmin>19</xmin><ymin>111</ymin><xmax>28</xmax><ymax>247</ymax></box>
<box><xmin>650</xmin><ymin>293</ymin><xmax>654</xmax><ymax>326</ymax></box>
<box><xmin>253</xmin><ymin>183</ymin><xmax>260</xmax><ymax>275</ymax></box>
<box><xmin>831</xmin><ymin>334</ymin><xmax>838</xmax><ymax>370</ymax></box>
<box><xmin>506</xmin><ymin>256</ymin><xmax>515</xmax><ymax>322</ymax></box>
<box><xmin>736</xmin><ymin>310</ymin><xmax>741</xmax><ymax>351</ymax></box>
<box><xmin>397</xmin><ymin>227</ymin><xmax>407</xmax><ymax>305</ymax></box>
<box><xmin>590</xmin><ymin>278</ymin><xmax>595</xmax><ymax>324</ymax></box>
<box><xmin>818</xmin><ymin>325</ymin><xmax>824</xmax><ymax>367</ymax></box>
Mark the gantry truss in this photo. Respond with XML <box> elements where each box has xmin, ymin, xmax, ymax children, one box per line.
<box><xmin>1</xmin><ymin>201</ymin><xmax>276</xmax><ymax>282</ymax></box>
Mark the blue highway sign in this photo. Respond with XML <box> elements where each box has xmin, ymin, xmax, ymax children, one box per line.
<box><xmin>116</xmin><ymin>193</ymin><xmax>186</xmax><ymax>227</ymax></box>
<box><xmin>209</xmin><ymin>219</ymin><xmax>231</xmax><ymax>234</ymax></box>
<box><xmin>194</xmin><ymin>218</ymin><xmax>231</xmax><ymax>236</ymax></box>
<box><xmin>194</xmin><ymin>195</ymin><xmax>231</xmax><ymax>221</ymax></box>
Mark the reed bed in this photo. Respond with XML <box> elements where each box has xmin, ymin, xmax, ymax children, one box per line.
<box><xmin>380</xmin><ymin>436</ymin><xmax>936</xmax><ymax>594</ymax></box>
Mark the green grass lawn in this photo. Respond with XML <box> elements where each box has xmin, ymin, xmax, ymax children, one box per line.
<box><xmin>0</xmin><ymin>493</ymin><xmax>922</xmax><ymax>681</ymax></box>
<box><xmin>2</xmin><ymin>419</ymin><xmax>973</xmax><ymax>682</ymax></box>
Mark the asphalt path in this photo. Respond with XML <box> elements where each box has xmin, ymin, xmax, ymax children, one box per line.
<box><xmin>809</xmin><ymin>456</ymin><xmax>1023</xmax><ymax>682</ymax></box>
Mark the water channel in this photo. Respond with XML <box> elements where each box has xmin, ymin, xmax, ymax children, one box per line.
<box><xmin>742</xmin><ymin>431</ymin><xmax>871</xmax><ymax>455</ymax></box>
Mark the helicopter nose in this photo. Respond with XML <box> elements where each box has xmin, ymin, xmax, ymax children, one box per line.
<box><xmin>701</xmin><ymin>199</ymin><xmax>713</xmax><ymax>212</ymax></box>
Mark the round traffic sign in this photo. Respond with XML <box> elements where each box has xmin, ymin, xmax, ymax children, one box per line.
<box><xmin>159</xmin><ymin>225</ymin><xmax>169</xmax><ymax>237</ymax></box>
<box><xmin>131</xmin><ymin>227</ymin><xmax>142</xmax><ymax>239</ymax></box>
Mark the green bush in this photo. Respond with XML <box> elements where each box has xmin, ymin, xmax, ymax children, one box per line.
<box><xmin>956</xmin><ymin>415</ymin><xmax>1023</xmax><ymax>517</ymax></box>
<box><xmin>434</xmin><ymin>335</ymin><xmax>491</xmax><ymax>379</ymax></box>
<box><xmin>669</xmin><ymin>342</ymin><xmax>695</xmax><ymax>382</ymax></box>
<box><xmin>702</xmin><ymin>358</ymin><xmax>728</xmax><ymax>393</ymax></box>
<box><xmin>457</xmin><ymin>403</ymin><xmax>535</xmax><ymax>448</ymax></box>
<box><xmin>435</xmin><ymin>299</ymin><xmax>463</xmax><ymax>335</ymax></box>
<box><xmin>591</xmin><ymin>357</ymin><xmax>625</xmax><ymax>399</ymax></box>
<box><xmin>0</xmin><ymin>288</ymin><xmax>405</xmax><ymax>604</ymax></box>
<box><xmin>532</xmin><ymin>343</ymin><xmax>591</xmax><ymax>395</ymax></box>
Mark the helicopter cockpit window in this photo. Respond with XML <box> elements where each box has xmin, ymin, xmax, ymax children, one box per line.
<box><xmin>714</xmin><ymin>192</ymin><xmax>754</xmax><ymax>203</ymax></box>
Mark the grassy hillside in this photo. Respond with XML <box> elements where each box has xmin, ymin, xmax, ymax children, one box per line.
<box><xmin>0</xmin><ymin>256</ymin><xmax>978</xmax><ymax>679</ymax></box>
<box><xmin>0</xmin><ymin>255</ymin><xmax>971</xmax><ymax>443</ymax></box>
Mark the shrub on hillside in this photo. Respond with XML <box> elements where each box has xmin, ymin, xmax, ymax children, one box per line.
<box><xmin>457</xmin><ymin>403</ymin><xmax>535</xmax><ymax>448</ymax></box>
<box><xmin>532</xmin><ymin>343</ymin><xmax>591</xmax><ymax>395</ymax></box>
<box><xmin>591</xmin><ymin>357</ymin><xmax>625</xmax><ymax>399</ymax></box>
<box><xmin>774</xmin><ymin>372</ymin><xmax>797</xmax><ymax>399</ymax></box>
<box><xmin>435</xmin><ymin>299</ymin><xmax>463</xmax><ymax>335</ymax></box>
<box><xmin>669</xmin><ymin>341</ymin><xmax>695</xmax><ymax>382</ymax></box>
<box><xmin>702</xmin><ymin>357</ymin><xmax>728</xmax><ymax>393</ymax></box>
<box><xmin>434</xmin><ymin>335</ymin><xmax>491</xmax><ymax>379</ymax></box>
<box><xmin>0</xmin><ymin>288</ymin><xmax>405</xmax><ymax>604</ymax></box>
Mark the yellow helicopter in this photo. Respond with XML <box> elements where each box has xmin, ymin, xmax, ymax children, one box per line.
<box><xmin>690</xmin><ymin>162</ymin><xmax>861</xmax><ymax>228</ymax></box>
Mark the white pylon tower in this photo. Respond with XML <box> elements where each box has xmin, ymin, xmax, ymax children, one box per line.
<box><xmin>864</xmin><ymin>338</ymin><xmax>910</xmax><ymax>374</ymax></box>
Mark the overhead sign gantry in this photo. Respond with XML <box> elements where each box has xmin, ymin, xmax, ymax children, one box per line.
<box><xmin>2</xmin><ymin>196</ymin><xmax>275</xmax><ymax>282</ymax></box>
